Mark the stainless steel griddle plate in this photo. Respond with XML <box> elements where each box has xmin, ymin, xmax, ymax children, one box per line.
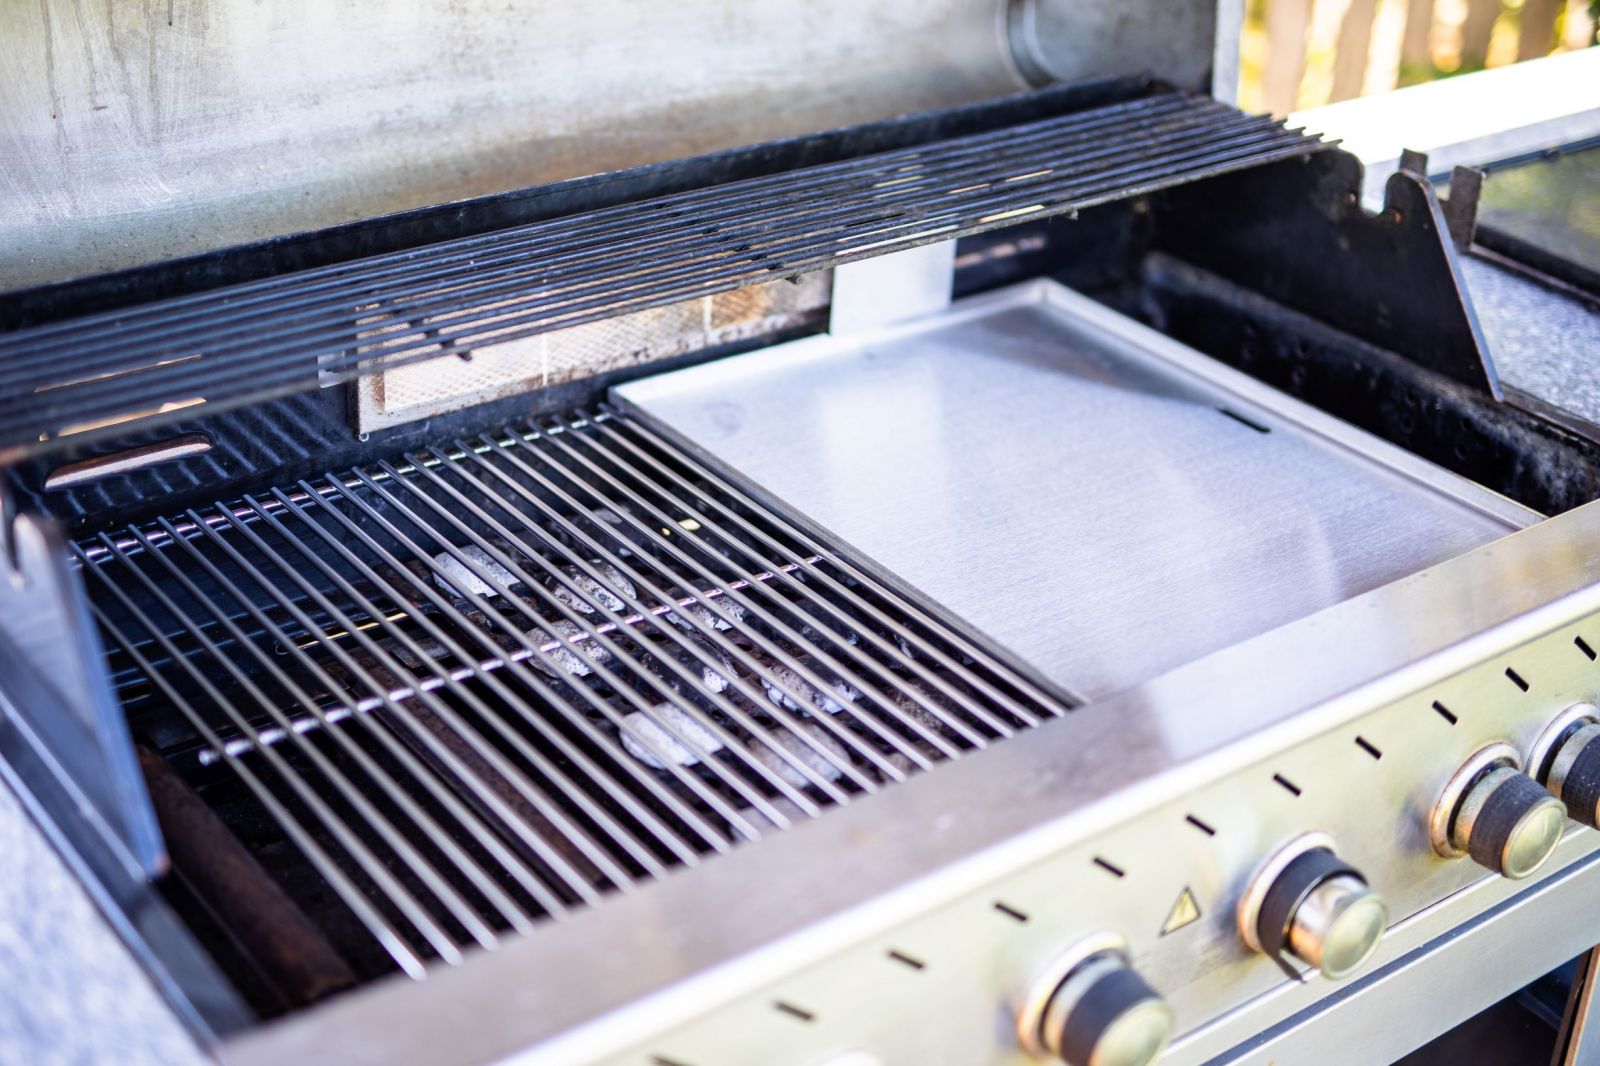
<box><xmin>617</xmin><ymin>280</ymin><xmax>1535</xmax><ymax>698</ymax></box>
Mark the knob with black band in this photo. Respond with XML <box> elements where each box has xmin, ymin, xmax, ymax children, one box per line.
<box><xmin>1544</xmin><ymin>722</ymin><xmax>1600</xmax><ymax>828</ymax></box>
<box><xmin>1252</xmin><ymin>847</ymin><xmax>1387</xmax><ymax>981</ymax></box>
<box><xmin>1450</xmin><ymin>765</ymin><xmax>1566</xmax><ymax>879</ymax></box>
<box><xmin>1036</xmin><ymin>951</ymin><xmax>1173</xmax><ymax>1066</ymax></box>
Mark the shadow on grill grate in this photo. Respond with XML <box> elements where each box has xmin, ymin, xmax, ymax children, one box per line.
<box><xmin>74</xmin><ymin>406</ymin><xmax>1068</xmax><ymax>988</ymax></box>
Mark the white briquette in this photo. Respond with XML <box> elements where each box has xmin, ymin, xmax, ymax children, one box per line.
<box><xmin>432</xmin><ymin>545</ymin><xmax>519</xmax><ymax>599</ymax></box>
<box><xmin>761</xmin><ymin>661</ymin><xmax>860</xmax><ymax>714</ymax></box>
<box><xmin>532</xmin><ymin>618</ymin><xmax>614</xmax><ymax>677</ymax></box>
<box><xmin>666</xmin><ymin>599</ymin><xmax>745</xmax><ymax>632</ymax></box>
<box><xmin>621</xmin><ymin>703</ymin><xmax>725</xmax><ymax>769</ymax></box>
<box><xmin>551</xmin><ymin>563</ymin><xmax>636</xmax><ymax>614</ymax></box>
<box><xmin>751</xmin><ymin>722</ymin><xmax>850</xmax><ymax>788</ymax></box>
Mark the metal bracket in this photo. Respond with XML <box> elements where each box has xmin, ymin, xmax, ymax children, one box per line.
<box><xmin>0</xmin><ymin>489</ymin><xmax>165</xmax><ymax>881</ymax></box>
<box><xmin>1151</xmin><ymin>147</ymin><xmax>1502</xmax><ymax>398</ymax></box>
<box><xmin>830</xmin><ymin>242</ymin><xmax>957</xmax><ymax>335</ymax></box>
<box><xmin>1557</xmin><ymin>946</ymin><xmax>1600</xmax><ymax>1066</ymax></box>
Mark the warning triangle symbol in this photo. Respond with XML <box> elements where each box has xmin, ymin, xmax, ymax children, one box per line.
<box><xmin>1160</xmin><ymin>886</ymin><xmax>1201</xmax><ymax>936</ymax></box>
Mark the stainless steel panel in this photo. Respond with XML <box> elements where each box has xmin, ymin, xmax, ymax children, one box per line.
<box><xmin>0</xmin><ymin>0</ymin><xmax>1236</xmax><ymax>291</ymax></box>
<box><xmin>619</xmin><ymin>280</ymin><xmax>1534</xmax><ymax>698</ymax></box>
<box><xmin>0</xmin><ymin>1</ymin><xmax>1020</xmax><ymax>290</ymax></box>
<box><xmin>221</xmin><ymin>498</ymin><xmax>1600</xmax><ymax>1066</ymax></box>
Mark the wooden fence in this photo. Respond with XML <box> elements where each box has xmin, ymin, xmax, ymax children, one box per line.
<box><xmin>1258</xmin><ymin>0</ymin><xmax>1598</xmax><ymax>113</ymax></box>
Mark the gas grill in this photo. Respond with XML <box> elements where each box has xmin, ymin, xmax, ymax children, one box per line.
<box><xmin>3</xmin><ymin>3</ymin><xmax>1600</xmax><ymax>1065</ymax></box>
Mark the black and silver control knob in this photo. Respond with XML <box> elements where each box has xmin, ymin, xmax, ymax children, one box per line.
<box><xmin>1432</xmin><ymin>745</ymin><xmax>1566</xmax><ymax>879</ymax></box>
<box><xmin>1541</xmin><ymin>722</ymin><xmax>1600</xmax><ymax>828</ymax></box>
<box><xmin>1017</xmin><ymin>941</ymin><xmax>1172</xmax><ymax>1066</ymax></box>
<box><xmin>1036</xmin><ymin>952</ymin><xmax>1173</xmax><ymax>1066</ymax></box>
<box><xmin>1239</xmin><ymin>838</ymin><xmax>1387</xmax><ymax>980</ymax></box>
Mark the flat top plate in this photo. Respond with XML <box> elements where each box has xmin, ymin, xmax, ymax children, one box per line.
<box><xmin>618</xmin><ymin>281</ymin><xmax>1532</xmax><ymax>698</ymax></box>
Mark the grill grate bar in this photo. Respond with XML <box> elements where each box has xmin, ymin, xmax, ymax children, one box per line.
<box><xmin>199</xmin><ymin>564</ymin><xmax>813</xmax><ymax>761</ymax></box>
<box><xmin>12</xmin><ymin>123</ymin><xmax>1309</xmax><ymax>428</ymax></box>
<box><xmin>255</xmin><ymin>485</ymin><xmax>741</xmax><ymax>858</ymax></box>
<box><xmin>8</xmin><ymin>93</ymin><xmax>1198</xmax><ymax>359</ymax></box>
<box><xmin>82</xmin><ymin>551</ymin><xmax>473</xmax><ymax>975</ymax></box>
<box><xmin>98</xmin><ymin>526</ymin><xmax>517</xmax><ymax>954</ymax></box>
<box><xmin>3</xmin><ymin>91</ymin><xmax>1328</xmax><ymax>456</ymax></box>
<box><xmin>323</xmin><ymin>469</ymin><xmax>828</xmax><ymax>827</ymax></box>
<box><xmin>376</xmin><ymin>456</ymin><xmax>901</xmax><ymax>793</ymax></box>
<box><xmin>497</xmin><ymin>430</ymin><xmax>997</xmax><ymax>757</ymax></box>
<box><xmin>409</xmin><ymin>444</ymin><xmax>956</xmax><ymax>773</ymax></box>
<box><xmin>185</xmin><ymin>506</ymin><xmax>637</xmax><ymax>898</ymax></box>
<box><xmin>82</xmin><ymin>409</ymin><xmax>1070</xmax><ymax>977</ymax></box>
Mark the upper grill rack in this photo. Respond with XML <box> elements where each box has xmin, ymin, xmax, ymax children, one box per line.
<box><xmin>0</xmin><ymin>89</ymin><xmax>1329</xmax><ymax>459</ymax></box>
<box><xmin>79</xmin><ymin>406</ymin><xmax>1068</xmax><ymax>983</ymax></box>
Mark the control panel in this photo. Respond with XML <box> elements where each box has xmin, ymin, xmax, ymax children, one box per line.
<box><xmin>590</xmin><ymin>603</ymin><xmax>1600</xmax><ymax>1066</ymax></box>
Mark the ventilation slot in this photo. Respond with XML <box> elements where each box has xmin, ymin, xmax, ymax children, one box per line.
<box><xmin>1092</xmin><ymin>856</ymin><xmax>1126</xmax><ymax>878</ymax></box>
<box><xmin>1216</xmin><ymin>407</ymin><xmax>1271</xmax><ymax>433</ymax></box>
<box><xmin>773</xmin><ymin>1001</ymin><xmax>817</xmax><ymax>1023</ymax></box>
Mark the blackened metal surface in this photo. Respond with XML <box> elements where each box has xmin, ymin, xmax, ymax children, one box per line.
<box><xmin>136</xmin><ymin>747</ymin><xmax>355</xmax><ymax>1011</ymax></box>
<box><xmin>1142</xmin><ymin>253</ymin><xmax>1600</xmax><ymax>516</ymax></box>
<box><xmin>0</xmin><ymin>87</ymin><xmax>1329</xmax><ymax>463</ymax></box>
<box><xmin>952</xmin><ymin>201</ymin><xmax>1153</xmax><ymax>301</ymax></box>
<box><xmin>1151</xmin><ymin>151</ymin><xmax>1499</xmax><ymax>395</ymax></box>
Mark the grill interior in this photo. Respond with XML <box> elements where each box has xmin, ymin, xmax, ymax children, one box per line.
<box><xmin>76</xmin><ymin>405</ymin><xmax>1068</xmax><ymax>1005</ymax></box>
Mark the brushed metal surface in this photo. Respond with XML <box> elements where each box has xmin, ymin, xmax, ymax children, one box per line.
<box><xmin>220</xmin><ymin>497</ymin><xmax>1600</xmax><ymax>1066</ymax></box>
<box><xmin>0</xmin><ymin>0</ymin><xmax>1234</xmax><ymax>291</ymax></box>
<box><xmin>0</xmin><ymin>1</ymin><xmax>1020</xmax><ymax>290</ymax></box>
<box><xmin>620</xmin><ymin>280</ymin><xmax>1533</xmax><ymax>698</ymax></box>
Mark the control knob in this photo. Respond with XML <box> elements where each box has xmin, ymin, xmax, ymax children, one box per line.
<box><xmin>1432</xmin><ymin>745</ymin><xmax>1566</xmax><ymax>879</ymax></box>
<box><xmin>1018</xmin><ymin>943</ymin><xmax>1172</xmax><ymax>1066</ymax></box>
<box><xmin>1239</xmin><ymin>837</ymin><xmax>1387</xmax><ymax>980</ymax></box>
<box><xmin>1538</xmin><ymin>720</ymin><xmax>1600</xmax><ymax>829</ymax></box>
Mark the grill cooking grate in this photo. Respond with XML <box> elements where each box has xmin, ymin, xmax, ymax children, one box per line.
<box><xmin>2</xmin><ymin>89</ymin><xmax>1329</xmax><ymax>458</ymax></box>
<box><xmin>78</xmin><ymin>407</ymin><xmax>1068</xmax><ymax>980</ymax></box>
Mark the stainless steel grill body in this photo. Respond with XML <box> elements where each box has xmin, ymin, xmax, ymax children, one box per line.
<box><xmin>1</xmin><ymin>30</ymin><xmax>1597</xmax><ymax>1066</ymax></box>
